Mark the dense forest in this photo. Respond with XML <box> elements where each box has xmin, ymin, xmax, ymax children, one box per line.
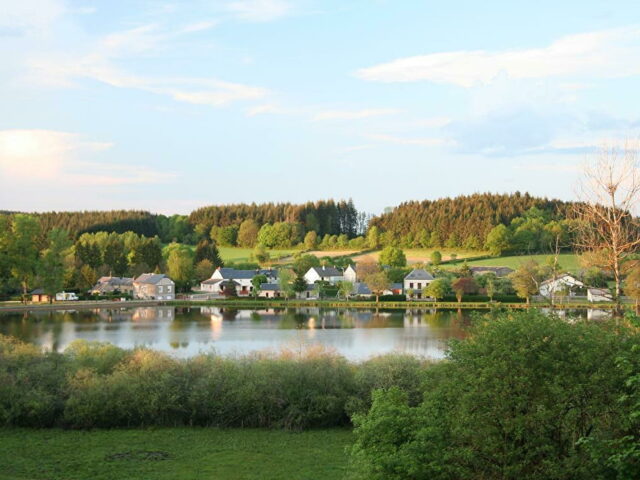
<box><xmin>370</xmin><ymin>192</ymin><xmax>575</xmax><ymax>249</ymax></box>
<box><xmin>189</xmin><ymin>199</ymin><xmax>365</xmax><ymax>238</ymax></box>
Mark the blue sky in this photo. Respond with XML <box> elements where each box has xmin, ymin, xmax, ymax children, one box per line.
<box><xmin>1</xmin><ymin>0</ymin><xmax>640</xmax><ymax>215</ymax></box>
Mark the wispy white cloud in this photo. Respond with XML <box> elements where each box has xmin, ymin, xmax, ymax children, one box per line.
<box><xmin>226</xmin><ymin>0</ymin><xmax>293</xmax><ymax>22</ymax></box>
<box><xmin>245</xmin><ymin>103</ymin><xmax>295</xmax><ymax>116</ymax></box>
<box><xmin>365</xmin><ymin>133</ymin><xmax>452</xmax><ymax>147</ymax></box>
<box><xmin>313</xmin><ymin>108</ymin><xmax>402</xmax><ymax>121</ymax></box>
<box><xmin>26</xmin><ymin>22</ymin><xmax>269</xmax><ymax>107</ymax></box>
<box><xmin>355</xmin><ymin>26</ymin><xmax>640</xmax><ymax>87</ymax></box>
<box><xmin>1</xmin><ymin>0</ymin><xmax>65</xmax><ymax>34</ymax></box>
<box><xmin>0</xmin><ymin>129</ymin><xmax>174</xmax><ymax>185</ymax></box>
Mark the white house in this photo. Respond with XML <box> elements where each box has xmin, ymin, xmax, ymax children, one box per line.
<box><xmin>257</xmin><ymin>283</ymin><xmax>318</xmax><ymax>299</ymax></box>
<box><xmin>351</xmin><ymin>282</ymin><xmax>403</xmax><ymax>298</ymax></box>
<box><xmin>587</xmin><ymin>288</ymin><xmax>613</xmax><ymax>302</ymax></box>
<box><xmin>133</xmin><ymin>273</ymin><xmax>175</xmax><ymax>300</ymax></box>
<box><xmin>304</xmin><ymin>266</ymin><xmax>344</xmax><ymax>285</ymax></box>
<box><xmin>403</xmin><ymin>269</ymin><xmax>434</xmax><ymax>299</ymax></box>
<box><xmin>539</xmin><ymin>274</ymin><xmax>584</xmax><ymax>298</ymax></box>
<box><xmin>200</xmin><ymin>267</ymin><xmax>278</xmax><ymax>295</ymax></box>
<box><xmin>344</xmin><ymin>265</ymin><xmax>357</xmax><ymax>283</ymax></box>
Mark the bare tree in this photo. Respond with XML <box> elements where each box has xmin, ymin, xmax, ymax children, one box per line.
<box><xmin>574</xmin><ymin>141</ymin><xmax>640</xmax><ymax>307</ymax></box>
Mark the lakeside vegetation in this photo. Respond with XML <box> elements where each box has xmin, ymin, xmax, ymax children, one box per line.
<box><xmin>1</xmin><ymin>310</ymin><xmax>640</xmax><ymax>479</ymax></box>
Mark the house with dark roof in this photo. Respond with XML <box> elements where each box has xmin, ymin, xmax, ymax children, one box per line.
<box><xmin>403</xmin><ymin>269</ymin><xmax>434</xmax><ymax>300</ymax></box>
<box><xmin>30</xmin><ymin>288</ymin><xmax>51</xmax><ymax>303</ymax></box>
<box><xmin>200</xmin><ymin>267</ymin><xmax>278</xmax><ymax>295</ymax></box>
<box><xmin>304</xmin><ymin>266</ymin><xmax>344</xmax><ymax>285</ymax></box>
<box><xmin>350</xmin><ymin>282</ymin><xmax>403</xmax><ymax>298</ymax></box>
<box><xmin>257</xmin><ymin>282</ymin><xmax>318</xmax><ymax>299</ymax></box>
<box><xmin>133</xmin><ymin>273</ymin><xmax>175</xmax><ymax>300</ymax></box>
<box><xmin>90</xmin><ymin>276</ymin><xmax>134</xmax><ymax>295</ymax></box>
<box><xmin>469</xmin><ymin>266</ymin><xmax>514</xmax><ymax>277</ymax></box>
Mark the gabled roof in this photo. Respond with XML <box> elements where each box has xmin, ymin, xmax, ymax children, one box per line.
<box><xmin>201</xmin><ymin>279</ymin><xmax>222</xmax><ymax>285</ymax></box>
<box><xmin>404</xmin><ymin>269</ymin><xmax>434</xmax><ymax>281</ymax></box>
<box><xmin>134</xmin><ymin>273</ymin><xmax>172</xmax><ymax>285</ymax></box>
<box><xmin>30</xmin><ymin>288</ymin><xmax>45</xmax><ymax>294</ymax></box>
<box><xmin>308</xmin><ymin>266</ymin><xmax>343</xmax><ymax>278</ymax></box>
<box><xmin>96</xmin><ymin>276</ymin><xmax>133</xmax><ymax>286</ymax></box>
<box><xmin>216</xmin><ymin>268</ymin><xmax>277</xmax><ymax>280</ymax></box>
<box><xmin>540</xmin><ymin>274</ymin><xmax>583</xmax><ymax>287</ymax></box>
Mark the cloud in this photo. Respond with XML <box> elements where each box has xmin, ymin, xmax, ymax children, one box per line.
<box><xmin>1</xmin><ymin>0</ymin><xmax>65</xmax><ymax>34</ymax></box>
<box><xmin>226</xmin><ymin>0</ymin><xmax>293</xmax><ymax>22</ymax></box>
<box><xmin>313</xmin><ymin>108</ymin><xmax>402</xmax><ymax>121</ymax></box>
<box><xmin>26</xmin><ymin>23</ymin><xmax>269</xmax><ymax>106</ymax></box>
<box><xmin>365</xmin><ymin>133</ymin><xmax>452</xmax><ymax>147</ymax></box>
<box><xmin>355</xmin><ymin>26</ymin><xmax>640</xmax><ymax>87</ymax></box>
<box><xmin>0</xmin><ymin>129</ymin><xmax>173</xmax><ymax>185</ymax></box>
<box><xmin>246</xmin><ymin>103</ymin><xmax>294</xmax><ymax>116</ymax></box>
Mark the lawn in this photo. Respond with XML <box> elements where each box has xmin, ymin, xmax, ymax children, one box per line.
<box><xmin>462</xmin><ymin>253</ymin><xmax>582</xmax><ymax>273</ymax></box>
<box><xmin>0</xmin><ymin>428</ymin><xmax>352</xmax><ymax>480</ymax></box>
<box><xmin>218</xmin><ymin>247</ymin><xmax>299</xmax><ymax>264</ymax></box>
<box><xmin>353</xmin><ymin>248</ymin><xmax>488</xmax><ymax>265</ymax></box>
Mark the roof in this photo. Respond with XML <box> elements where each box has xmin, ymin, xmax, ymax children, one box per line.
<box><xmin>260</xmin><ymin>283</ymin><xmax>280</xmax><ymax>291</ymax></box>
<box><xmin>540</xmin><ymin>274</ymin><xmax>583</xmax><ymax>287</ymax></box>
<box><xmin>201</xmin><ymin>279</ymin><xmax>222</xmax><ymax>285</ymax></box>
<box><xmin>588</xmin><ymin>288</ymin><xmax>612</xmax><ymax>295</ymax></box>
<box><xmin>469</xmin><ymin>266</ymin><xmax>514</xmax><ymax>277</ymax></box>
<box><xmin>96</xmin><ymin>276</ymin><xmax>133</xmax><ymax>286</ymax></box>
<box><xmin>404</xmin><ymin>269</ymin><xmax>434</xmax><ymax>281</ymax></box>
<box><xmin>353</xmin><ymin>283</ymin><xmax>371</xmax><ymax>295</ymax></box>
<box><xmin>390</xmin><ymin>283</ymin><xmax>403</xmax><ymax>290</ymax></box>
<box><xmin>134</xmin><ymin>273</ymin><xmax>172</xmax><ymax>285</ymax></box>
<box><xmin>30</xmin><ymin>288</ymin><xmax>45</xmax><ymax>294</ymax></box>
<box><xmin>308</xmin><ymin>266</ymin><xmax>343</xmax><ymax>278</ymax></box>
<box><xmin>216</xmin><ymin>268</ymin><xmax>277</xmax><ymax>280</ymax></box>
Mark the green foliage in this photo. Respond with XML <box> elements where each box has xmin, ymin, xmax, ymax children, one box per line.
<box><xmin>8</xmin><ymin>214</ymin><xmax>42</xmax><ymax>298</ymax></box>
<box><xmin>351</xmin><ymin>311</ymin><xmax>640</xmax><ymax>480</ymax></box>
<box><xmin>194</xmin><ymin>238</ymin><xmax>223</xmax><ymax>268</ymax></box>
<box><xmin>40</xmin><ymin>228</ymin><xmax>73</xmax><ymax>298</ymax></box>
<box><xmin>485</xmin><ymin>223</ymin><xmax>513</xmax><ymax>256</ymax></box>
<box><xmin>430</xmin><ymin>250</ymin><xmax>442</xmax><ymax>266</ymax></box>
<box><xmin>251</xmin><ymin>274</ymin><xmax>268</xmax><ymax>296</ymax></box>
<box><xmin>510</xmin><ymin>259</ymin><xmax>544</xmax><ymax>303</ymax></box>
<box><xmin>379</xmin><ymin>246</ymin><xmax>407</xmax><ymax>267</ymax></box>
<box><xmin>237</xmin><ymin>219</ymin><xmax>260</xmax><ymax>247</ymax></box>
<box><xmin>304</xmin><ymin>230</ymin><xmax>318</xmax><ymax>249</ymax></box>
<box><xmin>293</xmin><ymin>254</ymin><xmax>320</xmax><ymax>275</ymax></box>
<box><xmin>424</xmin><ymin>278</ymin><xmax>449</xmax><ymax>300</ymax></box>
<box><xmin>165</xmin><ymin>243</ymin><xmax>194</xmax><ymax>292</ymax></box>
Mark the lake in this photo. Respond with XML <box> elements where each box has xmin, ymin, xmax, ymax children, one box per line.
<box><xmin>0</xmin><ymin>306</ymin><xmax>611</xmax><ymax>361</ymax></box>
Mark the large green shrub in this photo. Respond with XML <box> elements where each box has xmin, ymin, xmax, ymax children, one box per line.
<box><xmin>350</xmin><ymin>311</ymin><xmax>640</xmax><ymax>480</ymax></box>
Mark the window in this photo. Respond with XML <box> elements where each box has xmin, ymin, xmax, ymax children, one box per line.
<box><xmin>417</xmin><ymin>283</ymin><xmax>421</xmax><ymax>289</ymax></box>
<box><xmin>410</xmin><ymin>282</ymin><xmax>414</xmax><ymax>289</ymax></box>
<box><xmin>167</xmin><ymin>286</ymin><xmax>172</xmax><ymax>292</ymax></box>
<box><xmin>158</xmin><ymin>286</ymin><xmax>163</xmax><ymax>293</ymax></box>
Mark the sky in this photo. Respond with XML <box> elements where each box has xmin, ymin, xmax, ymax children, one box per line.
<box><xmin>1</xmin><ymin>0</ymin><xmax>640</xmax><ymax>215</ymax></box>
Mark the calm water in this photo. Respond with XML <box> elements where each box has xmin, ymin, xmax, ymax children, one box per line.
<box><xmin>0</xmin><ymin>306</ymin><xmax>610</xmax><ymax>360</ymax></box>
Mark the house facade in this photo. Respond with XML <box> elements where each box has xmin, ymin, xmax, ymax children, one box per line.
<box><xmin>257</xmin><ymin>283</ymin><xmax>318</xmax><ymax>299</ymax></box>
<box><xmin>539</xmin><ymin>274</ymin><xmax>584</xmax><ymax>298</ymax></box>
<box><xmin>343</xmin><ymin>265</ymin><xmax>357</xmax><ymax>283</ymax></box>
<box><xmin>304</xmin><ymin>266</ymin><xmax>344</xmax><ymax>285</ymax></box>
<box><xmin>587</xmin><ymin>288</ymin><xmax>613</xmax><ymax>302</ymax></box>
<box><xmin>403</xmin><ymin>269</ymin><xmax>434</xmax><ymax>300</ymax></box>
<box><xmin>133</xmin><ymin>273</ymin><xmax>175</xmax><ymax>300</ymax></box>
<box><xmin>200</xmin><ymin>268</ymin><xmax>278</xmax><ymax>295</ymax></box>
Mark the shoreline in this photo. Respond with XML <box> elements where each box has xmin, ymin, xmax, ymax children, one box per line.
<box><xmin>0</xmin><ymin>298</ymin><xmax>622</xmax><ymax>313</ymax></box>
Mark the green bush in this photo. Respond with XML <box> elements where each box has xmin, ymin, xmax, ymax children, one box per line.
<box><xmin>350</xmin><ymin>311</ymin><xmax>640</xmax><ymax>480</ymax></box>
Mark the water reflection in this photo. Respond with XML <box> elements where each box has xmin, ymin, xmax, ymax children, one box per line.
<box><xmin>0</xmin><ymin>306</ymin><xmax>607</xmax><ymax>361</ymax></box>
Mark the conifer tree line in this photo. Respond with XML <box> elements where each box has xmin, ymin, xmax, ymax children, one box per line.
<box><xmin>370</xmin><ymin>192</ymin><xmax>576</xmax><ymax>251</ymax></box>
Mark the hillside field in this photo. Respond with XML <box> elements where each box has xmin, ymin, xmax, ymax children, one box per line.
<box><xmin>0</xmin><ymin>428</ymin><xmax>351</xmax><ymax>480</ymax></box>
<box><xmin>461</xmin><ymin>253</ymin><xmax>582</xmax><ymax>273</ymax></box>
<box><xmin>218</xmin><ymin>247</ymin><xmax>298</xmax><ymax>264</ymax></box>
<box><xmin>353</xmin><ymin>248</ymin><xmax>488</xmax><ymax>265</ymax></box>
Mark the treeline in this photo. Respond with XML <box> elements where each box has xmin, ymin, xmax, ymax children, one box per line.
<box><xmin>370</xmin><ymin>192</ymin><xmax>575</xmax><ymax>250</ymax></box>
<box><xmin>0</xmin><ymin>215</ymin><xmax>224</xmax><ymax>298</ymax></box>
<box><xmin>190</xmin><ymin>199</ymin><xmax>366</xmax><ymax>239</ymax></box>
<box><xmin>0</xmin><ymin>211</ymin><xmax>196</xmax><ymax>244</ymax></box>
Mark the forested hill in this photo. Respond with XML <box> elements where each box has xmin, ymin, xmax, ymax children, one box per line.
<box><xmin>189</xmin><ymin>200</ymin><xmax>365</xmax><ymax>237</ymax></box>
<box><xmin>369</xmin><ymin>192</ymin><xmax>575</xmax><ymax>248</ymax></box>
<box><xmin>0</xmin><ymin>210</ymin><xmax>163</xmax><ymax>239</ymax></box>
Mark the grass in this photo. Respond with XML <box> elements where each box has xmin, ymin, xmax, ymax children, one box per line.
<box><xmin>0</xmin><ymin>428</ymin><xmax>352</xmax><ymax>480</ymax></box>
<box><xmin>218</xmin><ymin>247</ymin><xmax>299</xmax><ymax>264</ymax></box>
<box><xmin>460</xmin><ymin>253</ymin><xmax>581</xmax><ymax>273</ymax></box>
<box><xmin>352</xmin><ymin>248</ymin><xmax>488</xmax><ymax>265</ymax></box>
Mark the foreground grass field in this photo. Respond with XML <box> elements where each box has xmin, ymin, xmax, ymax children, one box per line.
<box><xmin>0</xmin><ymin>428</ymin><xmax>352</xmax><ymax>480</ymax></box>
<box><xmin>462</xmin><ymin>253</ymin><xmax>581</xmax><ymax>272</ymax></box>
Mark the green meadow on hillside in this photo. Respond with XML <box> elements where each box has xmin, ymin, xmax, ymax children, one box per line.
<box><xmin>460</xmin><ymin>253</ymin><xmax>582</xmax><ymax>273</ymax></box>
<box><xmin>0</xmin><ymin>428</ymin><xmax>351</xmax><ymax>480</ymax></box>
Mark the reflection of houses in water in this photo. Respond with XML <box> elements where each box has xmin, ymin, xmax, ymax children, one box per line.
<box><xmin>131</xmin><ymin>307</ymin><xmax>174</xmax><ymax>322</ymax></box>
<box><xmin>587</xmin><ymin>309</ymin><xmax>612</xmax><ymax>321</ymax></box>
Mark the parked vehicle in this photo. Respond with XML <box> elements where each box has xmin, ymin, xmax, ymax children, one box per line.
<box><xmin>55</xmin><ymin>292</ymin><xmax>79</xmax><ymax>301</ymax></box>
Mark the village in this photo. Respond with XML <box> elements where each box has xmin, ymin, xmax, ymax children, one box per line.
<box><xmin>30</xmin><ymin>260</ymin><xmax>615</xmax><ymax>306</ymax></box>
